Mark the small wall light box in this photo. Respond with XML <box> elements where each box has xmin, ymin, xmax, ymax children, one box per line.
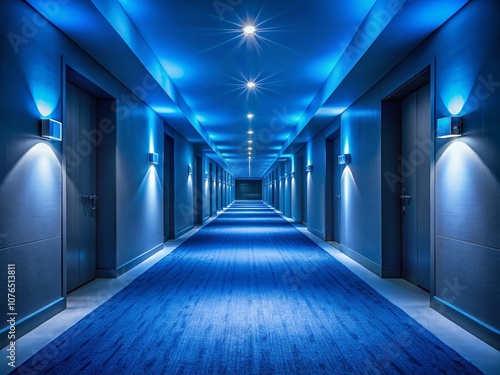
<box><xmin>291</xmin><ymin>171</ymin><xmax>295</xmax><ymax>178</ymax></box>
<box><xmin>188</xmin><ymin>165</ymin><xmax>193</xmax><ymax>175</ymax></box>
<box><xmin>305</xmin><ymin>164</ymin><xmax>313</xmax><ymax>172</ymax></box>
<box><xmin>148</xmin><ymin>152</ymin><xmax>159</xmax><ymax>165</ymax></box>
<box><xmin>338</xmin><ymin>154</ymin><xmax>351</xmax><ymax>165</ymax></box>
<box><xmin>204</xmin><ymin>171</ymin><xmax>208</xmax><ymax>180</ymax></box>
<box><xmin>40</xmin><ymin>119</ymin><xmax>62</xmax><ymax>141</ymax></box>
<box><xmin>437</xmin><ymin>116</ymin><xmax>462</xmax><ymax>138</ymax></box>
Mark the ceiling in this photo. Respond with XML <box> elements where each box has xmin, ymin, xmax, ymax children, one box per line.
<box><xmin>26</xmin><ymin>0</ymin><xmax>468</xmax><ymax>178</ymax></box>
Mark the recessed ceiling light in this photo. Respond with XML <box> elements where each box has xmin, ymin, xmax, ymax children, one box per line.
<box><xmin>248</xmin><ymin>140</ymin><xmax>253</xmax><ymax>143</ymax></box>
<box><xmin>247</xmin><ymin>130</ymin><xmax>254</xmax><ymax>134</ymax></box>
<box><xmin>248</xmin><ymin>156</ymin><xmax>252</xmax><ymax>159</ymax></box>
<box><xmin>246</xmin><ymin>81</ymin><xmax>256</xmax><ymax>89</ymax></box>
<box><xmin>248</xmin><ymin>147</ymin><xmax>253</xmax><ymax>150</ymax></box>
<box><xmin>243</xmin><ymin>25</ymin><xmax>256</xmax><ymax>35</ymax></box>
<box><xmin>247</xmin><ymin>113</ymin><xmax>254</xmax><ymax>119</ymax></box>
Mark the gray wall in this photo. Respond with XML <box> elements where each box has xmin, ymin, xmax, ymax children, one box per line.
<box><xmin>264</xmin><ymin>0</ymin><xmax>499</xmax><ymax>348</ymax></box>
<box><xmin>0</xmin><ymin>1</ymin><xmax>234</xmax><ymax>346</ymax></box>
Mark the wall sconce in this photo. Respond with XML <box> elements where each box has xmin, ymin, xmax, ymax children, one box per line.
<box><xmin>279</xmin><ymin>176</ymin><xmax>282</xmax><ymax>182</ymax></box>
<box><xmin>291</xmin><ymin>171</ymin><xmax>295</xmax><ymax>178</ymax></box>
<box><xmin>40</xmin><ymin>119</ymin><xmax>62</xmax><ymax>141</ymax></box>
<box><xmin>284</xmin><ymin>173</ymin><xmax>288</xmax><ymax>179</ymax></box>
<box><xmin>204</xmin><ymin>171</ymin><xmax>208</xmax><ymax>180</ymax></box>
<box><xmin>437</xmin><ymin>116</ymin><xmax>462</xmax><ymax>138</ymax></box>
<box><xmin>338</xmin><ymin>154</ymin><xmax>351</xmax><ymax>165</ymax></box>
<box><xmin>148</xmin><ymin>152</ymin><xmax>159</xmax><ymax>165</ymax></box>
<box><xmin>273</xmin><ymin>179</ymin><xmax>276</xmax><ymax>184</ymax></box>
<box><xmin>188</xmin><ymin>164</ymin><xmax>193</xmax><ymax>175</ymax></box>
<box><xmin>305</xmin><ymin>164</ymin><xmax>313</xmax><ymax>172</ymax></box>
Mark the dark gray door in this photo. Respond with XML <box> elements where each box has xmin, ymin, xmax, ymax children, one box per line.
<box><xmin>164</xmin><ymin>134</ymin><xmax>174</xmax><ymax>241</ymax></box>
<box><xmin>401</xmin><ymin>84</ymin><xmax>430</xmax><ymax>291</ymax></box>
<box><xmin>303</xmin><ymin>160</ymin><xmax>308</xmax><ymax>225</ymax></box>
<box><xmin>333</xmin><ymin>136</ymin><xmax>341</xmax><ymax>242</ymax></box>
<box><xmin>66</xmin><ymin>82</ymin><xmax>97</xmax><ymax>292</ymax></box>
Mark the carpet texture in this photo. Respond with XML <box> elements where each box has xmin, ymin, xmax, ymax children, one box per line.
<box><xmin>12</xmin><ymin>201</ymin><xmax>481</xmax><ymax>374</ymax></box>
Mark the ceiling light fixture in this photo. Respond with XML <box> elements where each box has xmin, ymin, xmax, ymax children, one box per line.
<box><xmin>246</xmin><ymin>81</ymin><xmax>256</xmax><ymax>89</ymax></box>
<box><xmin>247</xmin><ymin>113</ymin><xmax>254</xmax><ymax>119</ymax></box>
<box><xmin>243</xmin><ymin>25</ymin><xmax>256</xmax><ymax>35</ymax></box>
<box><xmin>248</xmin><ymin>147</ymin><xmax>253</xmax><ymax>150</ymax></box>
<box><xmin>247</xmin><ymin>130</ymin><xmax>254</xmax><ymax>134</ymax></box>
<box><xmin>248</xmin><ymin>140</ymin><xmax>253</xmax><ymax>143</ymax></box>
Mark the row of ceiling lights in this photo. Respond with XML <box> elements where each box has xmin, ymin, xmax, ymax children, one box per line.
<box><xmin>244</xmin><ymin>24</ymin><xmax>256</xmax><ymax>171</ymax></box>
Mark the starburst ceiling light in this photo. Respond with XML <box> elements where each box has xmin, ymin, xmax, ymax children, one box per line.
<box><xmin>243</xmin><ymin>25</ymin><xmax>256</xmax><ymax>35</ymax></box>
<box><xmin>247</xmin><ymin>113</ymin><xmax>254</xmax><ymax>119</ymax></box>
<box><xmin>246</xmin><ymin>81</ymin><xmax>256</xmax><ymax>89</ymax></box>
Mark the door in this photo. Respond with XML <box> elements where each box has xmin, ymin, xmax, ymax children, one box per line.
<box><xmin>164</xmin><ymin>134</ymin><xmax>174</xmax><ymax>241</ymax></box>
<box><xmin>303</xmin><ymin>160</ymin><xmax>308</xmax><ymax>225</ymax></box>
<box><xmin>332</xmin><ymin>136</ymin><xmax>341</xmax><ymax>242</ymax></box>
<box><xmin>66</xmin><ymin>82</ymin><xmax>97</xmax><ymax>292</ymax></box>
<box><xmin>209</xmin><ymin>163</ymin><xmax>213</xmax><ymax>215</ymax></box>
<box><xmin>401</xmin><ymin>84</ymin><xmax>431</xmax><ymax>291</ymax></box>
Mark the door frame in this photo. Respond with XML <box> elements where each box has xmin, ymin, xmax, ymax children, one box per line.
<box><xmin>381</xmin><ymin>64</ymin><xmax>436</xmax><ymax>298</ymax></box>
<box><xmin>62</xmin><ymin>61</ymin><xmax>117</xmax><ymax>296</ymax></box>
<box><xmin>325</xmin><ymin>129</ymin><xmax>341</xmax><ymax>243</ymax></box>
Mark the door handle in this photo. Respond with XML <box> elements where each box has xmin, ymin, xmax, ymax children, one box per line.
<box><xmin>82</xmin><ymin>195</ymin><xmax>98</xmax><ymax>210</ymax></box>
<box><xmin>400</xmin><ymin>188</ymin><xmax>412</xmax><ymax>214</ymax></box>
<box><xmin>400</xmin><ymin>195</ymin><xmax>413</xmax><ymax>205</ymax></box>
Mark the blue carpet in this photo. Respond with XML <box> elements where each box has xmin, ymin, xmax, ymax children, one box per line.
<box><xmin>12</xmin><ymin>201</ymin><xmax>481</xmax><ymax>374</ymax></box>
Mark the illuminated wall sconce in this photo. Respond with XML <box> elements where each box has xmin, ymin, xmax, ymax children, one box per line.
<box><xmin>291</xmin><ymin>171</ymin><xmax>295</xmax><ymax>178</ymax></box>
<box><xmin>437</xmin><ymin>116</ymin><xmax>462</xmax><ymax>138</ymax></box>
<box><xmin>188</xmin><ymin>164</ymin><xmax>193</xmax><ymax>175</ymax></box>
<box><xmin>338</xmin><ymin>154</ymin><xmax>351</xmax><ymax>165</ymax></box>
<box><xmin>273</xmin><ymin>179</ymin><xmax>276</xmax><ymax>184</ymax></box>
<box><xmin>284</xmin><ymin>173</ymin><xmax>288</xmax><ymax>179</ymax></box>
<box><xmin>305</xmin><ymin>164</ymin><xmax>313</xmax><ymax>172</ymax></box>
<box><xmin>40</xmin><ymin>119</ymin><xmax>62</xmax><ymax>141</ymax></box>
<box><xmin>148</xmin><ymin>152</ymin><xmax>159</xmax><ymax>165</ymax></box>
<box><xmin>279</xmin><ymin>176</ymin><xmax>282</xmax><ymax>182</ymax></box>
<box><xmin>204</xmin><ymin>171</ymin><xmax>208</xmax><ymax>180</ymax></box>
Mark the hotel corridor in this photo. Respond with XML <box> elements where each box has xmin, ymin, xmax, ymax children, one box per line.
<box><xmin>6</xmin><ymin>202</ymin><xmax>496</xmax><ymax>374</ymax></box>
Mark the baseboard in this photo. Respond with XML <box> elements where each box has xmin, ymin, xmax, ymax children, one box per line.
<box><xmin>308</xmin><ymin>226</ymin><xmax>326</xmax><ymax>241</ymax></box>
<box><xmin>114</xmin><ymin>243</ymin><xmax>164</xmax><ymax>277</ymax></box>
<box><xmin>431</xmin><ymin>297</ymin><xmax>500</xmax><ymax>351</ymax></box>
<box><xmin>175</xmin><ymin>225</ymin><xmax>194</xmax><ymax>239</ymax></box>
<box><xmin>381</xmin><ymin>266</ymin><xmax>401</xmax><ymax>278</ymax></box>
<box><xmin>0</xmin><ymin>298</ymin><xmax>66</xmax><ymax>349</ymax></box>
<box><xmin>338</xmin><ymin>244</ymin><xmax>382</xmax><ymax>277</ymax></box>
